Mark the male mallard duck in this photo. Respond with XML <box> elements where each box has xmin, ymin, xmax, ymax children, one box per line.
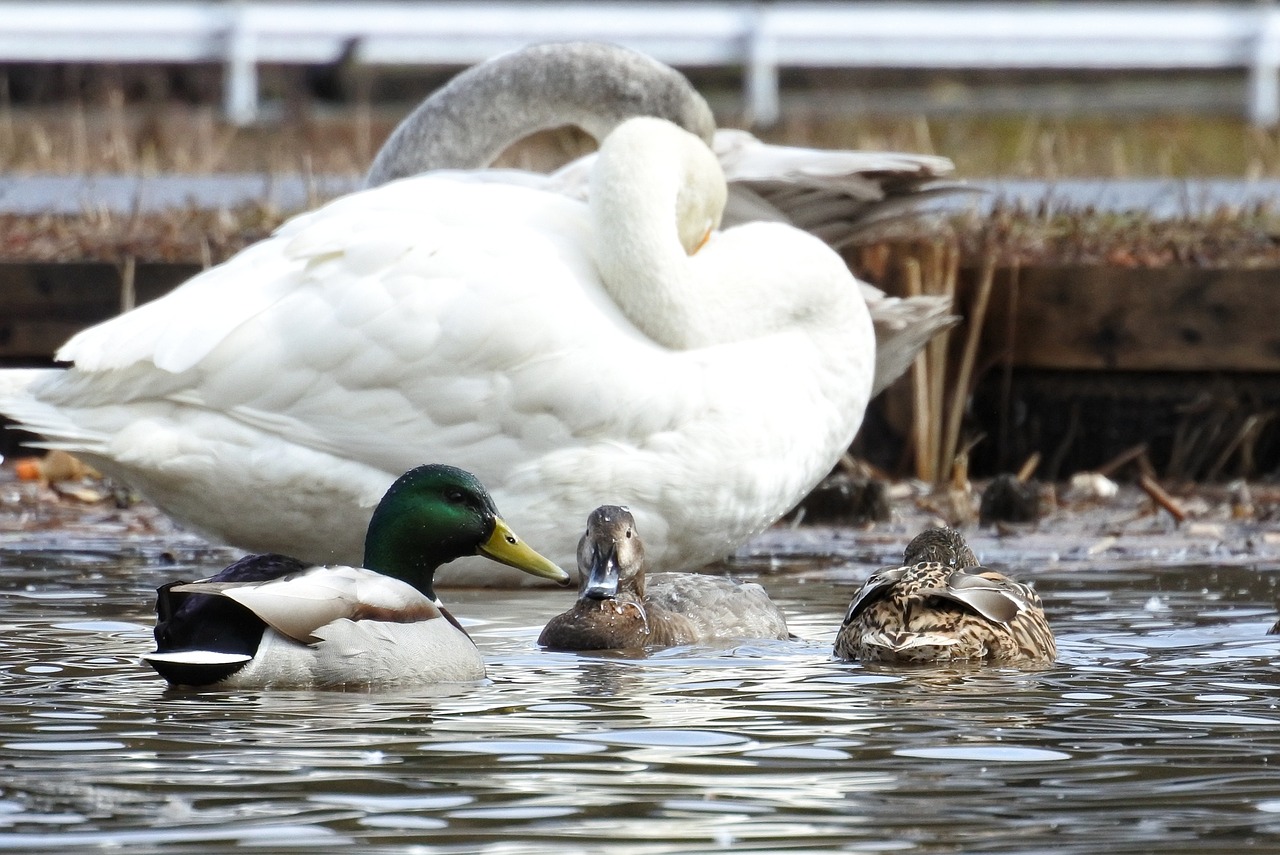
<box><xmin>833</xmin><ymin>527</ymin><xmax>1055</xmax><ymax>665</ymax></box>
<box><xmin>0</xmin><ymin>116</ymin><xmax>875</xmax><ymax>585</ymax></box>
<box><xmin>143</xmin><ymin>464</ymin><xmax>568</xmax><ymax>688</ymax></box>
<box><xmin>538</xmin><ymin>505</ymin><xmax>788</xmax><ymax>650</ymax></box>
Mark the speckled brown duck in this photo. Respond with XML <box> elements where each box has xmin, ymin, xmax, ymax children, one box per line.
<box><xmin>833</xmin><ymin>527</ymin><xmax>1056</xmax><ymax>665</ymax></box>
<box><xmin>538</xmin><ymin>505</ymin><xmax>789</xmax><ymax>651</ymax></box>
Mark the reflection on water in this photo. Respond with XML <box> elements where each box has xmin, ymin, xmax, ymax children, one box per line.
<box><xmin>1</xmin><ymin>530</ymin><xmax>1280</xmax><ymax>854</ymax></box>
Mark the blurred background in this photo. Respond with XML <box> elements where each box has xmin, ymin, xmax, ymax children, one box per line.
<box><xmin>4</xmin><ymin>0</ymin><xmax>1280</xmax><ymax>485</ymax></box>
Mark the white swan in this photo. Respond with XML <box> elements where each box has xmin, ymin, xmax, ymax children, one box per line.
<box><xmin>366</xmin><ymin>42</ymin><xmax>958</xmax><ymax>393</ymax></box>
<box><xmin>0</xmin><ymin>117</ymin><xmax>874</xmax><ymax>585</ymax></box>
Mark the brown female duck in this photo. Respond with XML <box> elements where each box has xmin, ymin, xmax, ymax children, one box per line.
<box><xmin>833</xmin><ymin>527</ymin><xmax>1055</xmax><ymax>665</ymax></box>
<box><xmin>538</xmin><ymin>505</ymin><xmax>789</xmax><ymax>650</ymax></box>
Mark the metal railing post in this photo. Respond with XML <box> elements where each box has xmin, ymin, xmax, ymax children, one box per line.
<box><xmin>1250</xmin><ymin>2</ymin><xmax>1280</xmax><ymax>126</ymax></box>
<box><xmin>745</xmin><ymin>6</ymin><xmax>779</xmax><ymax>127</ymax></box>
<box><xmin>223</xmin><ymin>1</ymin><xmax>258</xmax><ymax>125</ymax></box>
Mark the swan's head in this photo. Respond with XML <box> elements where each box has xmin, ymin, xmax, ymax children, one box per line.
<box><xmin>676</xmin><ymin>155</ymin><xmax>725</xmax><ymax>256</ymax></box>
<box><xmin>577</xmin><ymin>505</ymin><xmax>646</xmax><ymax>601</ymax></box>
<box><xmin>595</xmin><ymin>116</ymin><xmax>726</xmax><ymax>256</ymax></box>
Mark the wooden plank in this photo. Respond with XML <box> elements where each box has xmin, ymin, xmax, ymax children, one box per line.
<box><xmin>0</xmin><ymin>262</ymin><xmax>199</xmax><ymax>360</ymax></box>
<box><xmin>979</xmin><ymin>266</ymin><xmax>1280</xmax><ymax>372</ymax></box>
<box><xmin>5</xmin><ymin>259</ymin><xmax>1280</xmax><ymax>373</ymax></box>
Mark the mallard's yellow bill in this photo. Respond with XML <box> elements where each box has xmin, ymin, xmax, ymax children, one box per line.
<box><xmin>479</xmin><ymin>519</ymin><xmax>570</xmax><ymax>584</ymax></box>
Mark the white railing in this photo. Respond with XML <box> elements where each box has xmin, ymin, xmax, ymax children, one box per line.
<box><xmin>1</xmin><ymin>2</ymin><xmax>1279</xmax><ymax>125</ymax></box>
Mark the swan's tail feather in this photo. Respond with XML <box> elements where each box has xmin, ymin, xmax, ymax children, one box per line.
<box><xmin>0</xmin><ymin>368</ymin><xmax>111</xmax><ymax>454</ymax></box>
<box><xmin>0</xmin><ymin>368</ymin><xmax>51</xmax><ymax>402</ymax></box>
<box><xmin>863</xmin><ymin>289</ymin><xmax>959</xmax><ymax>396</ymax></box>
<box><xmin>831</xmin><ymin>182</ymin><xmax>981</xmax><ymax>247</ymax></box>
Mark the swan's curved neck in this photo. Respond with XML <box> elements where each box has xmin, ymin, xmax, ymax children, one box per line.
<box><xmin>365</xmin><ymin>42</ymin><xmax>716</xmax><ymax>187</ymax></box>
<box><xmin>589</xmin><ymin>121</ymin><xmax>723</xmax><ymax>349</ymax></box>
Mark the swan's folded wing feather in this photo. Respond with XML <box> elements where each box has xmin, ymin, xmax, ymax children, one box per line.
<box><xmin>712</xmin><ymin>129</ymin><xmax>962</xmax><ymax>244</ymax></box>
<box><xmin>713</xmin><ymin>129</ymin><xmax>954</xmax><ymax>187</ymax></box>
<box><xmin>55</xmin><ymin>238</ymin><xmax>301</xmax><ymax>375</ymax></box>
<box><xmin>27</xmin><ymin>173</ymin><xmax>692</xmax><ymax>484</ymax></box>
<box><xmin>50</xmin><ymin>175</ymin><xmax>473</xmax><ymax>381</ymax></box>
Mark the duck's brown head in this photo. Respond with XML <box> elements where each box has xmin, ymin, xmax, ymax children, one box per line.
<box><xmin>902</xmin><ymin>527</ymin><xmax>979</xmax><ymax>569</ymax></box>
<box><xmin>577</xmin><ymin>505</ymin><xmax>646</xmax><ymax>601</ymax></box>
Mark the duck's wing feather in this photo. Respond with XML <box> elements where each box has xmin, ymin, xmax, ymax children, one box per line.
<box><xmin>645</xmin><ymin>572</ymin><xmax>788</xmax><ymax>640</ymax></box>
<box><xmin>841</xmin><ymin>566</ymin><xmax>910</xmax><ymax>626</ymax></box>
<box><xmin>172</xmin><ymin>565</ymin><xmax>441</xmax><ymax>644</ymax></box>
<box><xmin>925</xmin><ymin>569</ymin><xmax>1032</xmax><ymax>624</ymax></box>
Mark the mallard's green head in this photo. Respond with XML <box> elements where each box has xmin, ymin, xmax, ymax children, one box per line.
<box><xmin>364</xmin><ymin>464</ymin><xmax>569</xmax><ymax>598</ymax></box>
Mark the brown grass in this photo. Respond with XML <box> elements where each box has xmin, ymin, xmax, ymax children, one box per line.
<box><xmin>0</xmin><ymin>206</ymin><xmax>286</xmax><ymax>264</ymax></box>
<box><xmin>5</xmin><ymin>93</ymin><xmax>1280</xmax><ymax>179</ymax></box>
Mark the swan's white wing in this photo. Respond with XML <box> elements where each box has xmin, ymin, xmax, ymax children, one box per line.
<box><xmin>57</xmin><ymin>236</ymin><xmax>301</xmax><ymax>375</ymax></box>
<box><xmin>174</xmin><ymin>565</ymin><xmax>441</xmax><ymax>644</ymax></box>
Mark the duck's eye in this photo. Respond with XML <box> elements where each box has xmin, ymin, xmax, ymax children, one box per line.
<box><xmin>625</xmin><ymin>529</ymin><xmax>632</xmax><ymax>539</ymax></box>
<box><xmin>445</xmin><ymin>489</ymin><xmax>467</xmax><ymax>504</ymax></box>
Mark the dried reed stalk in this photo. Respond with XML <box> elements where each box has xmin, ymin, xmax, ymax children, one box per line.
<box><xmin>119</xmin><ymin>255</ymin><xmax>136</xmax><ymax>313</ymax></box>
<box><xmin>901</xmin><ymin>238</ymin><xmax>969</xmax><ymax>484</ymax></box>
<box><xmin>902</xmin><ymin>256</ymin><xmax>935</xmax><ymax>482</ymax></box>
<box><xmin>941</xmin><ymin>249</ymin><xmax>995</xmax><ymax>482</ymax></box>
<box><xmin>924</xmin><ymin>243</ymin><xmax>952</xmax><ymax>478</ymax></box>
<box><xmin>1139</xmin><ymin>474</ymin><xmax>1187</xmax><ymax>524</ymax></box>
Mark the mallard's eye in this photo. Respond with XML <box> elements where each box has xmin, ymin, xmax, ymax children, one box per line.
<box><xmin>445</xmin><ymin>489</ymin><xmax>467</xmax><ymax>504</ymax></box>
<box><xmin>625</xmin><ymin>529</ymin><xmax>632</xmax><ymax>539</ymax></box>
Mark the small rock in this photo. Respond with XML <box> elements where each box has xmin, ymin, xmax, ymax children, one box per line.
<box><xmin>794</xmin><ymin>474</ymin><xmax>890</xmax><ymax>525</ymax></box>
<box><xmin>1067</xmin><ymin>472</ymin><xmax>1119</xmax><ymax>500</ymax></box>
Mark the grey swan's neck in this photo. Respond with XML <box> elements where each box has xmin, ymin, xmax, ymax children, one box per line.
<box><xmin>365</xmin><ymin>42</ymin><xmax>716</xmax><ymax>187</ymax></box>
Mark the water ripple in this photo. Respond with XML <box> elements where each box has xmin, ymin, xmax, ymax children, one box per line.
<box><xmin>0</xmin><ymin>554</ymin><xmax>1278</xmax><ymax>852</ymax></box>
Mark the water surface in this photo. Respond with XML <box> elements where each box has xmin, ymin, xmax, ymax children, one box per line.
<box><xmin>1</xmin><ymin>525</ymin><xmax>1279</xmax><ymax>853</ymax></box>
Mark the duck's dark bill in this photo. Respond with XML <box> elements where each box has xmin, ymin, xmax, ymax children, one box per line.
<box><xmin>582</xmin><ymin>544</ymin><xmax>620</xmax><ymax>601</ymax></box>
<box><xmin>478</xmin><ymin>520</ymin><xmax>570</xmax><ymax>584</ymax></box>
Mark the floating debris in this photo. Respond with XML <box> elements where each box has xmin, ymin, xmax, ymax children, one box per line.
<box><xmin>13</xmin><ymin>450</ymin><xmax>100</xmax><ymax>485</ymax></box>
<box><xmin>1067</xmin><ymin>472</ymin><xmax>1121</xmax><ymax>501</ymax></box>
